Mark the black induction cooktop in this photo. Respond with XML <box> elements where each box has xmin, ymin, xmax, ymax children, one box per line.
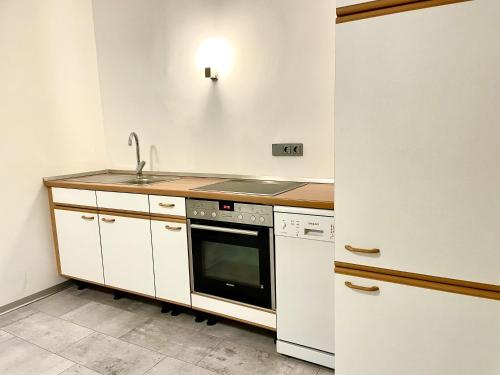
<box><xmin>193</xmin><ymin>179</ymin><xmax>306</xmax><ymax>196</ymax></box>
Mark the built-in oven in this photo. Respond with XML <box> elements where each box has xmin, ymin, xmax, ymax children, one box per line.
<box><xmin>187</xmin><ymin>199</ymin><xmax>275</xmax><ymax>310</ymax></box>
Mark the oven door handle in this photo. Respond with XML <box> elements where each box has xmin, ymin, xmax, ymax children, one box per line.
<box><xmin>190</xmin><ymin>223</ymin><xmax>259</xmax><ymax>237</ymax></box>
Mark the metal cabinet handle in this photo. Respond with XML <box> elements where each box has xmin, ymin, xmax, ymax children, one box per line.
<box><xmin>345</xmin><ymin>281</ymin><xmax>379</xmax><ymax>292</ymax></box>
<box><xmin>345</xmin><ymin>244</ymin><xmax>380</xmax><ymax>254</ymax></box>
<box><xmin>101</xmin><ymin>218</ymin><xmax>116</xmax><ymax>223</ymax></box>
<box><xmin>159</xmin><ymin>203</ymin><xmax>175</xmax><ymax>208</ymax></box>
<box><xmin>165</xmin><ymin>225</ymin><xmax>182</xmax><ymax>231</ymax></box>
<box><xmin>81</xmin><ymin>215</ymin><xmax>95</xmax><ymax>221</ymax></box>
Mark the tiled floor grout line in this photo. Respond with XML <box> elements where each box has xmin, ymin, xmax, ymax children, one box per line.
<box><xmin>194</xmin><ymin>338</ymin><xmax>225</xmax><ymax>367</ymax></box>
<box><xmin>3</xmin><ymin>288</ymin><xmax>332</xmax><ymax>375</ymax></box>
<box><xmin>1</xmin><ymin>331</ymin><xmax>78</xmax><ymax>371</ymax></box>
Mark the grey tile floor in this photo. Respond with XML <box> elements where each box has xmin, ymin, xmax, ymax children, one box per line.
<box><xmin>0</xmin><ymin>284</ymin><xmax>334</xmax><ymax>375</ymax></box>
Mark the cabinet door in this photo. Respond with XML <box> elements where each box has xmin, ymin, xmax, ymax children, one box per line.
<box><xmin>99</xmin><ymin>214</ymin><xmax>155</xmax><ymax>296</ymax></box>
<box><xmin>151</xmin><ymin>220</ymin><xmax>190</xmax><ymax>305</ymax></box>
<box><xmin>335</xmin><ymin>273</ymin><xmax>500</xmax><ymax>375</ymax></box>
<box><xmin>54</xmin><ymin>209</ymin><xmax>104</xmax><ymax>284</ymax></box>
<box><xmin>335</xmin><ymin>1</ymin><xmax>500</xmax><ymax>285</ymax></box>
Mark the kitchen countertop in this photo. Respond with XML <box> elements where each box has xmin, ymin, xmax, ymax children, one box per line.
<box><xmin>44</xmin><ymin>171</ymin><xmax>334</xmax><ymax>210</ymax></box>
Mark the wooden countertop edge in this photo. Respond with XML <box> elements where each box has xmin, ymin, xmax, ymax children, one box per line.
<box><xmin>44</xmin><ymin>179</ymin><xmax>334</xmax><ymax>210</ymax></box>
<box><xmin>335</xmin><ymin>262</ymin><xmax>500</xmax><ymax>301</ymax></box>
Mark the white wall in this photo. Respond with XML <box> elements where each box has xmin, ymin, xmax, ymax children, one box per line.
<box><xmin>0</xmin><ymin>0</ymin><xmax>107</xmax><ymax>307</ymax></box>
<box><xmin>93</xmin><ymin>0</ymin><xmax>335</xmax><ymax>179</ymax></box>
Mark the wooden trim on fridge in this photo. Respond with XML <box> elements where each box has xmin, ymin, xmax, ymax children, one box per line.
<box><xmin>336</xmin><ymin>0</ymin><xmax>471</xmax><ymax>24</ymax></box>
<box><xmin>48</xmin><ymin>188</ymin><xmax>62</xmax><ymax>274</ymax></box>
<box><xmin>335</xmin><ymin>265</ymin><xmax>500</xmax><ymax>301</ymax></box>
<box><xmin>335</xmin><ymin>262</ymin><xmax>500</xmax><ymax>293</ymax></box>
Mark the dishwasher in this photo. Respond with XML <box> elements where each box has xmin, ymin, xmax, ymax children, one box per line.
<box><xmin>274</xmin><ymin>206</ymin><xmax>335</xmax><ymax>369</ymax></box>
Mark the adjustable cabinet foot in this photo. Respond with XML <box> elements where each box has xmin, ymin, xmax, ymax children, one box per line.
<box><xmin>161</xmin><ymin>302</ymin><xmax>171</xmax><ymax>314</ymax></box>
<box><xmin>206</xmin><ymin>316</ymin><xmax>217</xmax><ymax>326</ymax></box>
<box><xmin>76</xmin><ymin>281</ymin><xmax>87</xmax><ymax>290</ymax></box>
<box><xmin>195</xmin><ymin>312</ymin><xmax>207</xmax><ymax>323</ymax></box>
<box><xmin>171</xmin><ymin>306</ymin><xmax>182</xmax><ymax>316</ymax></box>
<box><xmin>113</xmin><ymin>291</ymin><xmax>123</xmax><ymax>300</ymax></box>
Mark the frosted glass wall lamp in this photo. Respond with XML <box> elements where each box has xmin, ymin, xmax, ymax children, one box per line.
<box><xmin>197</xmin><ymin>37</ymin><xmax>234</xmax><ymax>82</ymax></box>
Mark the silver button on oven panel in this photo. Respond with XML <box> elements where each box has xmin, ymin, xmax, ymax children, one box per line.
<box><xmin>186</xmin><ymin>199</ymin><xmax>273</xmax><ymax>227</ymax></box>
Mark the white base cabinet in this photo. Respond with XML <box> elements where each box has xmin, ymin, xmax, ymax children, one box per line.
<box><xmin>99</xmin><ymin>214</ymin><xmax>155</xmax><ymax>297</ymax></box>
<box><xmin>151</xmin><ymin>220</ymin><xmax>191</xmax><ymax>306</ymax></box>
<box><xmin>54</xmin><ymin>209</ymin><xmax>104</xmax><ymax>284</ymax></box>
<box><xmin>335</xmin><ymin>274</ymin><xmax>500</xmax><ymax>375</ymax></box>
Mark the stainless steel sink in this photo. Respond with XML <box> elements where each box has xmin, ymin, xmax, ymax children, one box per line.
<box><xmin>120</xmin><ymin>176</ymin><xmax>179</xmax><ymax>185</ymax></box>
<box><xmin>64</xmin><ymin>173</ymin><xmax>179</xmax><ymax>185</ymax></box>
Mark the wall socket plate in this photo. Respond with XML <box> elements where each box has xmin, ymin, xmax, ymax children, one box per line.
<box><xmin>272</xmin><ymin>143</ymin><xmax>304</xmax><ymax>156</ymax></box>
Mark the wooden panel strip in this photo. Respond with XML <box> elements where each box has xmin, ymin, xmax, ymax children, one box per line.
<box><xmin>97</xmin><ymin>209</ymin><xmax>150</xmax><ymax>221</ymax></box>
<box><xmin>336</xmin><ymin>0</ymin><xmax>471</xmax><ymax>24</ymax></box>
<box><xmin>335</xmin><ymin>262</ymin><xmax>500</xmax><ymax>293</ymax></box>
<box><xmin>64</xmin><ymin>275</ymin><xmax>192</xmax><ymax>309</ymax></box>
<box><xmin>337</xmin><ymin>0</ymin><xmax>422</xmax><ymax>16</ymax></box>
<box><xmin>150</xmin><ymin>215</ymin><xmax>187</xmax><ymax>223</ymax></box>
<box><xmin>53</xmin><ymin>203</ymin><xmax>99</xmax><ymax>213</ymax></box>
<box><xmin>48</xmin><ymin>189</ymin><xmax>62</xmax><ymax>274</ymax></box>
<box><xmin>191</xmin><ymin>306</ymin><xmax>277</xmax><ymax>332</ymax></box>
<box><xmin>335</xmin><ymin>266</ymin><xmax>500</xmax><ymax>301</ymax></box>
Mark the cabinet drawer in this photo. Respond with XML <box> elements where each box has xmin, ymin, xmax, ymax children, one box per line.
<box><xmin>149</xmin><ymin>195</ymin><xmax>186</xmax><ymax>217</ymax></box>
<box><xmin>52</xmin><ymin>188</ymin><xmax>96</xmax><ymax>207</ymax></box>
<box><xmin>335</xmin><ymin>273</ymin><xmax>500</xmax><ymax>375</ymax></box>
<box><xmin>96</xmin><ymin>191</ymin><xmax>149</xmax><ymax>213</ymax></box>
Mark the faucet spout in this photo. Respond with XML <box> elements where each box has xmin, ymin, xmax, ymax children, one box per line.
<box><xmin>128</xmin><ymin>132</ymin><xmax>146</xmax><ymax>176</ymax></box>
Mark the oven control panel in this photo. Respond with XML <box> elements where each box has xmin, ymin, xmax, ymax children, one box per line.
<box><xmin>186</xmin><ymin>199</ymin><xmax>273</xmax><ymax>227</ymax></box>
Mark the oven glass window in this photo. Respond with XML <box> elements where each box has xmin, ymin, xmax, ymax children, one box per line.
<box><xmin>201</xmin><ymin>241</ymin><xmax>261</xmax><ymax>288</ymax></box>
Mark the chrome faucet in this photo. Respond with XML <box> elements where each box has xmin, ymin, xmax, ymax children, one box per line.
<box><xmin>128</xmin><ymin>132</ymin><xmax>146</xmax><ymax>176</ymax></box>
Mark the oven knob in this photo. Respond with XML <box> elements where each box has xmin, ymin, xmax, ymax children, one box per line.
<box><xmin>193</xmin><ymin>210</ymin><xmax>198</xmax><ymax>216</ymax></box>
<box><xmin>200</xmin><ymin>211</ymin><xmax>205</xmax><ymax>216</ymax></box>
<box><xmin>259</xmin><ymin>217</ymin><xmax>265</xmax><ymax>223</ymax></box>
<box><xmin>211</xmin><ymin>212</ymin><xmax>217</xmax><ymax>218</ymax></box>
<box><xmin>251</xmin><ymin>216</ymin><xmax>256</xmax><ymax>222</ymax></box>
<box><xmin>237</xmin><ymin>214</ymin><xmax>243</xmax><ymax>220</ymax></box>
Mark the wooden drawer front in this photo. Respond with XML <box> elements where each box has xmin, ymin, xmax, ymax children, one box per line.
<box><xmin>335</xmin><ymin>0</ymin><xmax>500</xmax><ymax>286</ymax></box>
<box><xmin>149</xmin><ymin>195</ymin><xmax>186</xmax><ymax>217</ymax></box>
<box><xmin>335</xmin><ymin>273</ymin><xmax>500</xmax><ymax>375</ymax></box>
<box><xmin>52</xmin><ymin>188</ymin><xmax>96</xmax><ymax>207</ymax></box>
<box><xmin>96</xmin><ymin>191</ymin><xmax>149</xmax><ymax>213</ymax></box>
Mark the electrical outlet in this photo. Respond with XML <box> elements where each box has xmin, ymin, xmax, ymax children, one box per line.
<box><xmin>272</xmin><ymin>143</ymin><xmax>304</xmax><ymax>156</ymax></box>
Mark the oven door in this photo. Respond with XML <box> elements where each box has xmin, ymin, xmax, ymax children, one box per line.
<box><xmin>188</xmin><ymin>219</ymin><xmax>274</xmax><ymax>310</ymax></box>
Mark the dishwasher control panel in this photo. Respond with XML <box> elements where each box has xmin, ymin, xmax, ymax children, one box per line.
<box><xmin>274</xmin><ymin>212</ymin><xmax>334</xmax><ymax>242</ymax></box>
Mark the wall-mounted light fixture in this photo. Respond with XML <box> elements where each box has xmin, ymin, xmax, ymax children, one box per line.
<box><xmin>197</xmin><ymin>37</ymin><xmax>234</xmax><ymax>81</ymax></box>
<box><xmin>205</xmin><ymin>67</ymin><xmax>218</xmax><ymax>81</ymax></box>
